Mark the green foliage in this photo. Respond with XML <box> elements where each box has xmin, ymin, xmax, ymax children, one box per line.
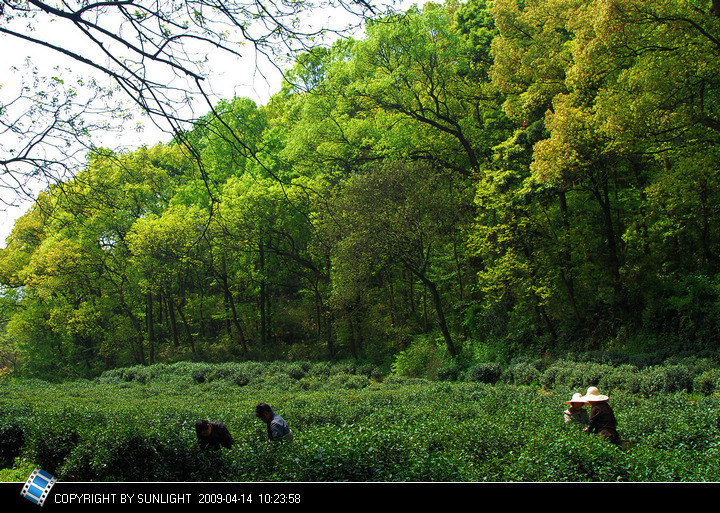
<box><xmin>465</xmin><ymin>362</ymin><xmax>502</xmax><ymax>384</ymax></box>
<box><xmin>693</xmin><ymin>369</ymin><xmax>720</xmax><ymax>396</ymax></box>
<box><xmin>501</xmin><ymin>359</ymin><xmax>542</xmax><ymax>386</ymax></box>
<box><xmin>392</xmin><ymin>333</ymin><xmax>452</xmax><ymax>379</ymax></box>
<box><xmin>2</xmin><ymin>0</ymin><xmax>720</xmax><ymax>386</ymax></box>
<box><xmin>0</xmin><ymin>419</ymin><xmax>25</xmax><ymax>468</ymax></box>
<box><xmin>2</xmin><ymin>0</ymin><xmax>719</xmax><ymax>482</ymax></box>
<box><xmin>2</xmin><ymin>355</ymin><xmax>720</xmax><ymax>482</ymax></box>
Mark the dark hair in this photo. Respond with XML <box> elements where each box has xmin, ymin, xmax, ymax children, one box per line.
<box><xmin>195</xmin><ymin>419</ymin><xmax>210</xmax><ymax>436</ymax></box>
<box><xmin>254</xmin><ymin>403</ymin><xmax>273</xmax><ymax>418</ymax></box>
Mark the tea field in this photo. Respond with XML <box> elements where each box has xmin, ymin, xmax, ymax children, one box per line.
<box><xmin>2</xmin><ymin>354</ymin><xmax>720</xmax><ymax>482</ymax></box>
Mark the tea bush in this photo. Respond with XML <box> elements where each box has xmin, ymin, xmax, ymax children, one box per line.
<box><xmin>539</xmin><ymin>360</ymin><xmax>608</xmax><ymax>390</ymax></box>
<box><xmin>693</xmin><ymin>368</ymin><xmax>720</xmax><ymax>395</ymax></box>
<box><xmin>501</xmin><ymin>360</ymin><xmax>541</xmax><ymax>386</ymax></box>
<box><xmin>0</xmin><ymin>420</ymin><xmax>24</xmax><ymax>468</ymax></box>
<box><xmin>465</xmin><ymin>363</ymin><xmax>502</xmax><ymax>384</ymax></box>
<box><xmin>2</xmin><ymin>355</ymin><xmax>720</xmax><ymax>482</ymax></box>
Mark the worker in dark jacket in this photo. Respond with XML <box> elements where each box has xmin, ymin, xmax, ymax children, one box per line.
<box><xmin>254</xmin><ymin>403</ymin><xmax>293</xmax><ymax>442</ymax></box>
<box><xmin>195</xmin><ymin>419</ymin><xmax>233</xmax><ymax>450</ymax></box>
<box><xmin>581</xmin><ymin>387</ymin><xmax>620</xmax><ymax>445</ymax></box>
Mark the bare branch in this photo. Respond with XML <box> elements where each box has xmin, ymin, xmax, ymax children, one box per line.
<box><xmin>0</xmin><ymin>0</ymin><xmax>398</xmax><ymax>209</ymax></box>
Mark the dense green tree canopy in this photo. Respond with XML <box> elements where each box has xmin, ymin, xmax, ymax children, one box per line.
<box><xmin>1</xmin><ymin>0</ymin><xmax>720</xmax><ymax>379</ymax></box>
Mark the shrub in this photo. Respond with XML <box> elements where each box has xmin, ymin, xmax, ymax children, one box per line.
<box><xmin>286</xmin><ymin>363</ymin><xmax>306</xmax><ymax>380</ymax></box>
<box><xmin>5</xmin><ymin>358</ymin><xmax>720</xmax><ymax>483</ymax></box>
<box><xmin>502</xmin><ymin>361</ymin><xmax>540</xmax><ymax>386</ymax></box>
<box><xmin>307</xmin><ymin>361</ymin><xmax>333</xmax><ymax>377</ymax></box>
<box><xmin>29</xmin><ymin>427</ymin><xmax>80</xmax><ymax>475</ymax></box>
<box><xmin>599</xmin><ymin>364</ymin><xmax>642</xmax><ymax>394</ymax></box>
<box><xmin>0</xmin><ymin>422</ymin><xmax>25</xmax><ymax>468</ymax></box>
<box><xmin>639</xmin><ymin>365</ymin><xmax>693</xmax><ymax>397</ymax></box>
<box><xmin>465</xmin><ymin>363</ymin><xmax>501</xmax><ymax>384</ymax></box>
<box><xmin>693</xmin><ymin>368</ymin><xmax>720</xmax><ymax>396</ymax></box>
<box><xmin>539</xmin><ymin>360</ymin><xmax>607</xmax><ymax>390</ymax></box>
<box><xmin>437</xmin><ymin>365</ymin><xmax>460</xmax><ymax>382</ymax></box>
<box><xmin>391</xmin><ymin>335</ymin><xmax>449</xmax><ymax>380</ymax></box>
<box><xmin>628</xmin><ymin>352</ymin><xmax>667</xmax><ymax>369</ymax></box>
<box><xmin>256</xmin><ymin>373</ymin><xmax>296</xmax><ymax>391</ymax></box>
<box><xmin>568</xmin><ymin>350</ymin><xmax>630</xmax><ymax>366</ymax></box>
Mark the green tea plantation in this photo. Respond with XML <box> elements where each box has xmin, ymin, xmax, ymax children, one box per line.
<box><xmin>2</xmin><ymin>354</ymin><xmax>720</xmax><ymax>482</ymax></box>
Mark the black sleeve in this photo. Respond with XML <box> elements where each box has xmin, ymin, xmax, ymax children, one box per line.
<box><xmin>219</xmin><ymin>425</ymin><xmax>234</xmax><ymax>448</ymax></box>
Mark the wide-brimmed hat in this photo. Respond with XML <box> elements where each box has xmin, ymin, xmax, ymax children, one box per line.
<box><xmin>563</xmin><ymin>393</ymin><xmax>588</xmax><ymax>405</ymax></box>
<box><xmin>582</xmin><ymin>386</ymin><xmax>609</xmax><ymax>402</ymax></box>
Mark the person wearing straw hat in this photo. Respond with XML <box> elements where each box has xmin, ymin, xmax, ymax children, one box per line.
<box><xmin>581</xmin><ymin>386</ymin><xmax>620</xmax><ymax>445</ymax></box>
<box><xmin>563</xmin><ymin>393</ymin><xmax>589</xmax><ymax>426</ymax></box>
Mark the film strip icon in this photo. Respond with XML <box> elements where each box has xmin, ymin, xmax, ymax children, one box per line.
<box><xmin>21</xmin><ymin>468</ymin><xmax>57</xmax><ymax>507</ymax></box>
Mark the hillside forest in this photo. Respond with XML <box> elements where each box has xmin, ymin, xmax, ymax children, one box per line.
<box><xmin>1</xmin><ymin>0</ymin><xmax>720</xmax><ymax>381</ymax></box>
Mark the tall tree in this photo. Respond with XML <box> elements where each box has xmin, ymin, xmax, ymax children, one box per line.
<box><xmin>482</xmin><ymin>0</ymin><xmax>720</xmax><ymax>348</ymax></box>
<box><xmin>325</xmin><ymin>161</ymin><xmax>474</xmax><ymax>358</ymax></box>
<box><xmin>0</xmin><ymin>0</ymin><xmax>397</xmax><ymax>206</ymax></box>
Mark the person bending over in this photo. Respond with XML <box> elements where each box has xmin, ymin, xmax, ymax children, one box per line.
<box><xmin>581</xmin><ymin>387</ymin><xmax>620</xmax><ymax>445</ymax></box>
<box><xmin>195</xmin><ymin>419</ymin><xmax>233</xmax><ymax>450</ymax></box>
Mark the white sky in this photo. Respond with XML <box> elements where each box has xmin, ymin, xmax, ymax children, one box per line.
<box><xmin>0</xmin><ymin>3</ymin><xmax>423</xmax><ymax>247</ymax></box>
<box><xmin>0</xmin><ymin>15</ymin><xmax>275</xmax><ymax>245</ymax></box>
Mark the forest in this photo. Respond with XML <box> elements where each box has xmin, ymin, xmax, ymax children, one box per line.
<box><xmin>1</xmin><ymin>0</ymin><xmax>719</xmax><ymax>381</ymax></box>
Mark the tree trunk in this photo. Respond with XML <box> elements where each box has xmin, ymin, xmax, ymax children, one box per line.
<box><xmin>258</xmin><ymin>240</ymin><xmax>267</xmax><ymax>346</ymax></box>
<box><xmin>146</xmin><ymin>291</ymin><xmax>155</xmax><ymax>365</ymax></box>
<box><xmin>166</xmin><ymin>286</ymin><xmax>180</xmax><ymax>347</ymax></box>
<box><xmin>557</xmin><ymin>190</ymin><xmax>583</xmax><ymax>324</ymax></box>
<box><xmin>589</xmin><ymin>170</ymin><xmax>621</xmax><ymax>285</ymax></box>
<box><xmin>220</xmin><ymin>272</ymin><xmax>249</xmax><ymax>354</ymax></box>
<box><xmin>406</xmin><ymin>263</ymin><xmax>457</xmax><ymax>357</ymax></box>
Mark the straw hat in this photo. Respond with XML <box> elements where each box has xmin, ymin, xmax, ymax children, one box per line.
<box><xmin>581</xmin><ymin>386</ymin><xmax>609</xmax><ymax>402</ymax></box>
<box><xmin>563</xmin><ymin>393</ymin><xmax>588</xmax><ymax>405</ymax></box>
